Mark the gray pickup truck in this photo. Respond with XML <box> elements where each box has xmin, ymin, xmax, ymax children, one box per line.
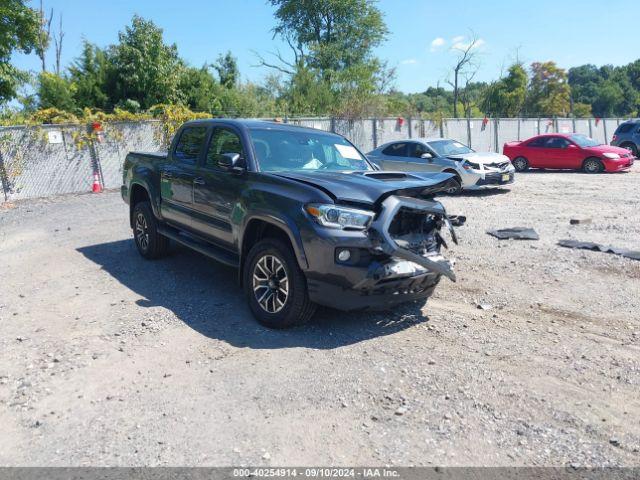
<box><xmin>121</xmin><ymin>119</ymin><xmax>460</xmax><ymax>328</ymax></box>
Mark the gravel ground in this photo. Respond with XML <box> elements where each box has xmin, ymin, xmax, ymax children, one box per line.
<box><xmin>0</xmin><ymin>166</ymin><xmax>639</xmax><ymax>467</ymax></box>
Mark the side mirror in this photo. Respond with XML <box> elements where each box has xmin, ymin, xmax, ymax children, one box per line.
<box><xmin>421</xmin><ymin>152</ymin><xmax>434</xmax><ymax>160</ymax></box>
<box><xmin>219</xmin><ymin>152</ymin><xmax>245</xmax><ymax>172</ymax></box>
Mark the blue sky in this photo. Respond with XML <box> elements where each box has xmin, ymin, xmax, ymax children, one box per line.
<box><xmin>12</xmin><ymin>0</ymin><xmax>640</xmax><ymax>93</ymax></box>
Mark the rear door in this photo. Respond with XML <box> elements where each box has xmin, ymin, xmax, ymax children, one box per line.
<box><xmin>191</xmin><ymin>125</ymin><xmax>247</xmax><ymax>247</ymax></box>
<box><xmin>377</xmin><ymin>142</ymin><xmax>410</xmax><ymax>170</ymax></box>
<box><xmin>160</xmin><ymin>126</ymin><xmax>208</xmax><ymax>228</ymax></box>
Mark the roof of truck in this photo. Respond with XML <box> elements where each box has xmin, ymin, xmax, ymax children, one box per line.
<box><xmin>182</xmin><ymin>118</ymin><xmax>336</xmax><ymax>134</ymax></box>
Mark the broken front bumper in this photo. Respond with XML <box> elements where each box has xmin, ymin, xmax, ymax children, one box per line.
<box><xmin>302</xmin><ymin>196</ymin><xmax>456</xmax><ymax>311</ymax></box>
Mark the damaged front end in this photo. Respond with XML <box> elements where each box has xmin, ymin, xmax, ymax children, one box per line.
<box><xmin>354</xmin><ymin>196</ymin><xmax>457</xmax><ymax>292</ymax></box>
<box><xmin>300</xmin><ymin>173</ymin><xmax>460</xmax><ymax>311</ymax></box>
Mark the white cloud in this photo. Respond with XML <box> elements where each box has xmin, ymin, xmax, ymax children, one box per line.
<box><xmin>400</xmin><ymin>58</ymin><xmax>418</xmax><ymax>65</ymax></box>
<box><xmin>451</xmin><ymin>35</ymin><xmax>465</xmax><ymax>44</ymax></box>
<box><xmin>452</xmin><ymin>37</ymin><xmax>486</xmax><ymax>51</ymax></box>
<box><xmin>430</xmin><ymin>37</ymin><xmax>446</xmax><ymax>52</ymax></box>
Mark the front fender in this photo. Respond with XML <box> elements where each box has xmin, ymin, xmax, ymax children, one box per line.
<box><xmin>240</xmin><ymin>211</ymin><xmax>309</xmax><ymax>271</ymax></box>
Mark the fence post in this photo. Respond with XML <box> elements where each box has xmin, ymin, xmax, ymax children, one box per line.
<box><xmin>588</xmin><ymin>118</ymin><xmax>593</xmax><ymax>138</ymax></box>
<box><xmin>466</xmin><ymin>116</ymin><xmax>472</xmax><ymax>148</ymax></box>
<box><xmin>603</xmin><ymin>119</ymin><xmax>608</xmax><ymax>144</ymax></box>
<box><xmin>0</xmin><ymin>149</ymin><xmax>10</xmax><ymax>202</ymax></box>
<box><xmin>537</xmin><ymin>117</ymin><xmax>541</xmax><ymax>135</ymax></box>
<box><xmin>572</xmin><ymin>116</ymin><xmax>576</xmax><ymax>133</ymax></box>
<box><xmin>330</xmin><ymin>117</ymin><xmax>336</xmax><ymax>133</ymax></box>
<box><xmin>517</xmin><ymin>118</ymin><xmax>521</xmax><ymax>140</ymax></box>
<box><xmin>439</xmin><ymin>118</ymin><xmax>444</xmax><ymax>138</ymax></box>
<box><xmin>407</xmin><ymin>117</ymin><xmax>412</xmax><ymax>139</ymax></box>
<box><xmin>493</xmin><ymin>118</ymin><xmax>499</xmax><ymax>153</ymax></box>
<box><xmin>372</xmin><ymin>118</ymin><xmax>378</xmax><ymax>148</ymax></box>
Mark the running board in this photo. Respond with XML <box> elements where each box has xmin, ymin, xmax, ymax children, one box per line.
<box><xmin>157</xmin><ymin>225</ymin><xmax>239</xmax><ymax>268</ymax></box>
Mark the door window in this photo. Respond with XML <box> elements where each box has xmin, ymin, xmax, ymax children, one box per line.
<box><xmin>174</xmin><ymin>127</ymin><xmax>207</xmax><ymax>164</ymax></box>
<box><xmin>411</xmin><ymin>143</ymin><xmax>432</xmax><ymax>158</ymax></box>
<box><xmin>546</xmin><ymin>137</ymin><xmax>570</xmax><ymax>149</ymax></box>
<box><xmin>205</xmin><ymin>128</ymin><xmax>245</xmax><ymax>169</ymax></box>
<box><xmin>528</xmin><ymin>137</ymin><xmax>548</xmax><ymax>147</ymax></box>
<box><xmin>382</xmin><ymin>143</ymin><xmax>409</xmax><ymax>157</ymax></box>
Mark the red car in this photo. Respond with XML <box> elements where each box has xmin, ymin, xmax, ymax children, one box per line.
<box><xmin>503</xmin><ymin>133</ymin><xmax>635</xmax><ymax>173</ymax></box>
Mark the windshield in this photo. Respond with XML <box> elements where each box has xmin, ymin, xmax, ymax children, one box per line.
<box><xmin>426</xmin><ymin>139</ymin><xmax>474</xmax><ymax>156</ymax></box>
<box><xmin>570</xmin><ymin>134</ymin><xmax>601</xmax><ymax>147</ymax></box>
<box><xmin>249</xmin><ymin>128</ymin><xmax>372</xmax><ymax>172</ymax></box>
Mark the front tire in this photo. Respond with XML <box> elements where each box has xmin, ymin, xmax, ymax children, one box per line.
<box><xmin>582</xmin><ymin>157</ymin><xmax>603</xmax><ymax>174</ymax></box>
<box><xmin>444</xmin><ymin>177</ymin><xmax>462</xmax><ymax>195</ymax></box>
<box><xmin>243</xmin><ymin>239</ymin><xmax>316</xmax><ymax>328</ymax></box>
<box><xmin>512</xmin><ymin>157</ymin><xmax>529</xmax><ymax>172</ymax></box>
<box><xmin>132</xmin><ymin>201</ymin><xmax>169</xmax><ymax>259</ymax></box>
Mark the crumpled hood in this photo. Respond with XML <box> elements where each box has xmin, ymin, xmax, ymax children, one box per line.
<box><xmin>447</xmin><ymin>151</ymin><xmax>511</xmax><ymax>164</ymax></box>
<box><xmin>271</xmin><ymin>170</ymin><xmax>456</xmax><ymax>205</ymax></box>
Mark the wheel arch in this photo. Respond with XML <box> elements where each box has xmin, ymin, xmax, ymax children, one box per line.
<box><xmin>129</xmin><ymin>182</ymin><xmax>151</xmax><ymax>228</ymax></box>
<box><xmin>239</xmin><ymin>215</ymin><xmax>309</xmax><ymax>285</ymax></box>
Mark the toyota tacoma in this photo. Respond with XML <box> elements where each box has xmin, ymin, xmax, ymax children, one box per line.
<box><xmin>121</xmin><ymin>120</ymin><xmax>460</xmax><ymax>328</ymax></box>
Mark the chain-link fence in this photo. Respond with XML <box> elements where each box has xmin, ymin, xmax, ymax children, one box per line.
<box><xmin>0</xmin><ymin>116</ymin><xmax>632</xmax><ymax>203</ymax></box>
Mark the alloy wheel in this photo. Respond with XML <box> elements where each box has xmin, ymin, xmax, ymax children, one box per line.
<box><xmin>253</xmin><ymin>254</ymin><xmax>289</xmax><ymax>313</ymax></box>
<box><xmin>584</xmin><ymin>159</ymin><xmax>600</xmax><ymax>173</ymax></box>
<box><xmin>135</xmin><ymin>212</ymin><xmax>150</xmax><ymax>251</ymax></box>
<box><xmin>513</xmin><ymin>158</ymin><xmax>527</xmax><ymax>171</ymax></box>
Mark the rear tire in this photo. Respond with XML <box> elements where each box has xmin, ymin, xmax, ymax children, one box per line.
<box><xmin>621</xmin><ymin>143</ymin><xmax>638</xmax><ymax>157</ymax></box>
<box><xmin>243</xmin><ymin>239</ymin><xmax>316</xmax><ymax>329</ymax></box>
<box><xmin>512</xmin><ymin>157</ymin><xmax>529</xmax><ymax>172</ymax></box>
<box><xmin>132</xmin><ymin>201</ymin><xmax>169</xmax><ymax>259</ymax></box>
<box><xmin>582</xmin><ymin>157</ymin><xmax>603</xmax><ymax>174</ymax></box>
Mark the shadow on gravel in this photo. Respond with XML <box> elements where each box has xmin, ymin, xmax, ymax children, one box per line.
<box><xmin>77</xmin><ymin>239</ymin><xmax>429</xmax><ymax>350</ymax></box>
<box><xmin>451</xmin><ymin>188</ymin><xmax>512</xmax><ymax>198</ymax></box>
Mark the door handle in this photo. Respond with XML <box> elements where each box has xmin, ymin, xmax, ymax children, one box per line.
<box><xmin>193</xmin><ymin>177</ymin><xmax>205</xmax><ymax>185</ymax></box>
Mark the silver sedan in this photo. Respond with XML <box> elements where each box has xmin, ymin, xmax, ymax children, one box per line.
<box><xmin>367</xmin><ymin>138</ymin><xmax>515</xmax><ymax>193</ymax></box>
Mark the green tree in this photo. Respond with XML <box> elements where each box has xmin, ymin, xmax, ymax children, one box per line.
<box><xmin>526</xmin><ymin>61</ymin><xmax>571</xmax><ymax>116</ymax></box>
<box><xmin>0</xmin><ymin>0</ymin><xmax>40</xmax><ymax>104</ymax></box>
<box><xmin>67</xmin><ymin>41</ymin><xmax>113</xmax><ymax>110</ymax></box>
<box><xmin>481</xmin><ymin>63</ymin><xmax>527</xmax><ymax>116</ymax></box>
<box><xmin>37</xmin><ymin>71</ymin><xmax>76</xmax><ymax>111</ymax></box>
<box><xmin>111</xmin><ymin>15</ymin><xmax>183</xmax><ymax>109</ymax></box>
<box><xmin>214</xmin><ymin>52</ymin><xmax>239</xmax><ymax>89</ymax></box>
<box><xmin>592</xmin><ymin>79</ymin><xmax>624</xmax><ymax>117</ymax></box>
<box><xmin>266</xmin><ymin>0</ymin><xmax>388</xmax><ymax>115</ymax></box>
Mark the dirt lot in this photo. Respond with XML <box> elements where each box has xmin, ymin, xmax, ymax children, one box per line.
<box><xmin>1</xmin><ymin>166</ymin><xmax>639</xmax><ymax>467</ymax></box>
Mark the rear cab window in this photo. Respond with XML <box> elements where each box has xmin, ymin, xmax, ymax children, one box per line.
<box><xmin>174</xmin><ymin>127</ymin><xmax>208</xmax><ymax>164</ymax></box>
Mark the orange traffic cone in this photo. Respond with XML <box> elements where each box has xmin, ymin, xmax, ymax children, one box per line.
<box><xmin>92</xmin><ymin>172</ymin><xmax>102</xmax><ymax>193</ymax></box>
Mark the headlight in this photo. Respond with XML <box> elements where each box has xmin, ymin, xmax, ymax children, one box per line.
<box><xmin>603</xmin><ymin>153</ymin><xmax>620</xmax><ymax>159</ymax></box>
<box><xmin>463</xmin><ymin>161</ymin><xmax>481</xmax><ymax>170</ymax></box>
<box><xmin>305</xmin><ymin>204</ymin><xmax>374</xmax><ymax>230</ymax></box>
